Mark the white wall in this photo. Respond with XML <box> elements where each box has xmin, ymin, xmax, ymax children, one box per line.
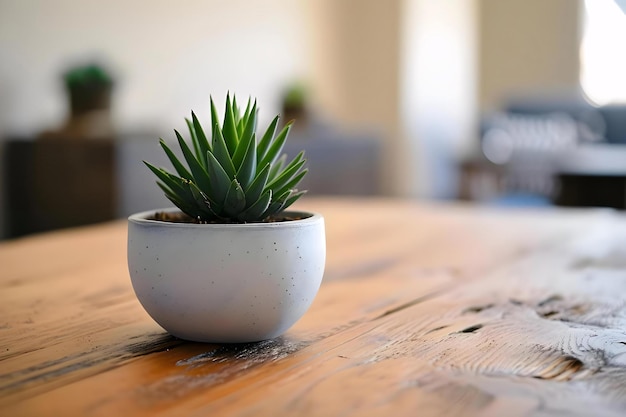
<box><xmin>478</xmin><ymin>0</ymin><xmax>581</xmax><ymax>111</ymax></box>
<box><xmin>305</xmin><ymin>0</ymin><xmax>479</xmax><ymax>199</ymax></box>
<box><xmin>401</xmin><ymin>0</ymin><xmax>478</xmax><ymax>198</ymax></box>
<box><xmin>305</xmin><ymin>0</ymin><xmax>406</xmax><ymax>195</ymax></box>
<box><xmin>0</xmin><ymin>0</ymin><xmax>310</xmax><ymax>136</ymax></box>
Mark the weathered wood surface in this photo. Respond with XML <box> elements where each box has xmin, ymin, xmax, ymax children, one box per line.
<box><xmin>1</xmin><ymin>198</ymin><xmax>626</xmax><ymax>416</ymax></box>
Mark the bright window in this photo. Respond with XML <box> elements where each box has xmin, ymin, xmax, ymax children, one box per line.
<box><xmin>580</xmin><ymin>0</ymin><xmax>626</xmax><ymax>105</ymax></box>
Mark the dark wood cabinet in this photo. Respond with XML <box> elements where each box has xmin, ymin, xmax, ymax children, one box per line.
<box><xmin>3</xmin><ymin>139</ymin><xmax>116</xmax><ymax>238</ymax></box>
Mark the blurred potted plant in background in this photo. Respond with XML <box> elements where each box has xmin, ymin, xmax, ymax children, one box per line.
<box><xmin>281</xmin><ymin>82</ymin><xmax>310</xmax><ymax>132</ymax></box>
<box><xmin>64</xmin><ymin>63</ymin><xmax>113</xmax><ymax>118</ymax></box>
<box><xmin>41</xmin><ymin>62</ymin><xmax>115</xmax><ymax>140</ymax></box>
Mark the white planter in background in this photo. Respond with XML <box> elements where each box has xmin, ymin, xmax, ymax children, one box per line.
<box><xmin>127</xmin><ymin>209</ymin><xmax>326</xmax><ymax>343</ymax></box>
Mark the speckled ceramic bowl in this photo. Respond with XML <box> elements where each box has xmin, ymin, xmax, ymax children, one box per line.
<box><xmin>127</xmin><ymin>209</ymin><xmax>325</xmax><ymax>343</ymax></box>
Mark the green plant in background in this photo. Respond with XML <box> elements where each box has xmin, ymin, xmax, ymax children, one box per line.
<box><xmin>63</xmin><ymin>64</ymin><xmax>113</xmax><ymax>89</ymax></box>
<box><xmin>145</xmin><ymin>94</ymin><xmax>307</xmax><ymax>223</ymax></box>
<box><xmin>282</xmin><ymin>82</ymin><xmax>308</xmax><ymax>109</ymax></box>
<box><xmin>62</xmin><ymin>63</ymin><xmax>114</xmax><ymax>116</ymax></box>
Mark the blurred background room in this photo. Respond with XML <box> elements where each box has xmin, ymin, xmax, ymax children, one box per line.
<box><xmin>1</xmin><ymin>0</ymin><xmax>625</xmax><ymax>239</ymax></box>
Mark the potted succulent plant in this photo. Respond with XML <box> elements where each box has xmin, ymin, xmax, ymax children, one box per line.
<box><xmin>127</xmin><ymin>94</ymin><xmax>326</xmax><ymax>343</ymax></box>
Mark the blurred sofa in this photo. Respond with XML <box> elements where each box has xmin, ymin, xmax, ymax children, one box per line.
<box><xmin>465</xmin><ymin>97</ymin><xmax>626</xmax><ymax>208</ymax></box>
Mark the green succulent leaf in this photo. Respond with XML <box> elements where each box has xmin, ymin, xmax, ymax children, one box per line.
<box><xmin>268</xmin><ymin>154</ymin><xmax>287</xmax><ymax>182</ymax></box>
<box><xmin>191</xmin><ymin>111</ymin><xmax>211</xmax><ymax>165</ymax></box>
<box><xmin>234</xmin><ymin>133</ymin><xmax>257</xmax><ymax>190</ymax></box>
<box><xmin>240</xmin><ymin>100</ymin><xmax>257</xmax><ymax>146</ymax></box>
<box><xmin>210</xmin><ymin>96</ymin><xmax>221</xmax><ymax>134</ymax></box>
<box><xmin>244</xmin><ymin>163</ymin><xmax>270</xmax><ymax>208</ymax></box>
<box><xmin>186</xmin><ymin>179</ymin><xmax>224</xmax><ymax>218</ymax></box>
<box><xmin>145</xmin><ymin>163</ymin><xmax>207</xmax><ymax>218</ymax></box>
<box><xmin>238</xmin><ymin>190</ymin><xmax>272</xmax><ymax>222</ymax></box>
<box><xmin>185</xmin><ymin>118</ymin><xmax>201</xmax><ymax>161</ymax></box>
<box><xmin>258</xmin><ymin>121</ymin><xmax>293</xmax><ymax>169</ymax></box>
<box><xmin>157</xmin><ymin>182</ymin><xmax>203</xmax><ymax>219</ymax></box>
<box><xmin>273</xmin><ymin>188</ymin><xmax>293</xmax><ymax>204</ymax></box>
<box><xmin>273</xmin><ymin>169</ymin><xmax>308</xmax><ymax>200</ymax></box>
<box><xmin>223</xmin><ymin>179</ymin><xmax>246</xmax><ymax>217</ymax></box>
<box><xmin>238</xmin><ymin>97</ymin><xmax>252</xmax><ymax>138</ymax></box>
<box><xmin>257</xmin><ymin>115</ymin><xmax>279</xmax><ymax>164</ymax></box>
<box><xmin>232</xmin><ymin>95</ymin><xmax>239</xmax><ymax>119</ymax></box>
<box><xmin>222</xmin><ymin>93</ymin><xmax>239</xmax><ymax>156</ymax></box>
<box><xmin>232</xmin><ymin>120</ymin><xmax>254</xmax><ymax>169</ymax></box>
<box><xmin>205</xmin><ymin>150</ymin><xmax>232</xmax><ymax>203</ymax></box>
<box><xmin>143</xmin><ymin>162</ymin><xmax>187</xmax><ymax>198</ymax></box>
<box><xmin>282</xmin><ymin>190</ymin><xmax>307</xmax><ymax>211</ymax></box>
<box><xmin>159</xmin><ymin>139</ymin><xmax>192</xmax><ymax>180</ymax></box>
<box><xmin>231</xmin><ymin>101</ymin><xmax>258</xmax><ymax>188</ymax></box>
<box><xmin>175</xmin><ymin>130</ymin><xmax>213</xmax><ymax>194</ymax></box>
<box><xmin>265</xmin><ymin>151</ymin><xmax>306</xmax><ymax>193</ymax></box>
<box><xmin>187</xmin><ymin>180</ymin><xmax>207</xmax><ymax>205</ymax></box>
<box><xmin>262</xmin><ymin>199</ymin><xmax>287</xmax><ymax>219</ymax></box>
<box><xmin>212</xmin><ymin>125</ymin><xmax>237</xmax><ymax>178</ymax></box>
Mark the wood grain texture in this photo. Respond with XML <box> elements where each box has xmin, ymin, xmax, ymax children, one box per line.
<box><xmin>1</xmin><ymin>198</ymin><xmax>626</xmax><ymax>416</ymax></box>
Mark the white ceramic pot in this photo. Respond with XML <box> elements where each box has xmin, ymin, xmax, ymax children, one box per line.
<box><xmin>127</xmin><ymin>209</ymin><xmax>325</xmax><ymax>343</ymax></box>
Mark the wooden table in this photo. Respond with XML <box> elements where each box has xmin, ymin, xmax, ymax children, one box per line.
<box><xmin>2</xmin><ymin>198</ymin><xmax>626</xmax><ymax>416</ymax></box>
